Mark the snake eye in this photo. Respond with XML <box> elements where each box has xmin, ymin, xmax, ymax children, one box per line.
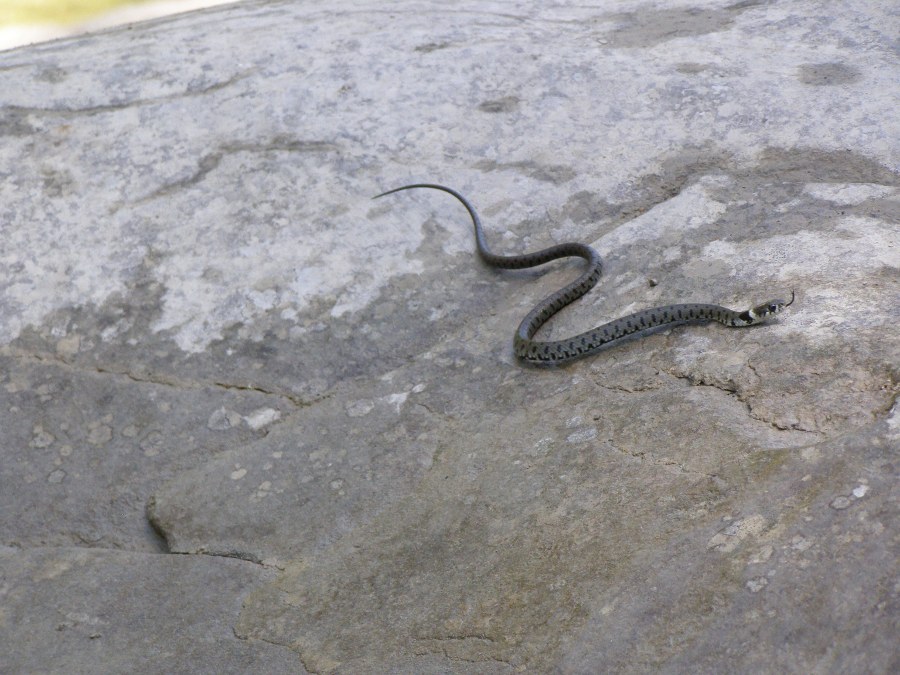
<box><xmin>769</xmin><ymin>304</ymin><xmax>778</xmax><ymax>313</ymax></box>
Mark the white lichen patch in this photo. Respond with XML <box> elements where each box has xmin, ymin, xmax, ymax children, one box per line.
<box><xmin>749</xmin><ymin>544</ymin><xmax>774</xmax><ymax>564</ymax></box>
<box><xmin>0</xmin><ymin>184</ymin><xmax>144</xmax><ymax>347</ymax></box>
<box><xmin>384</xmin><ymin>391</ymin><xmax>409</xmax><ymax>413</ymax></box>
<box><xmin>691</xmin><ymin>218</ymin><xmax>897</xmax><ymax>302</ymax></box>
<box><xmin>595</xmin><ymin>177</ymin><xmax>729</xmax><ymax>251</ymax></box>
<box><xmin>243</xmin><ymin>407</ymin><xmax>281</xmax><ymax>430</ymax></box>
<box><xmin>803</xmin><ymin>183</ymin><xmax>897</xmax><ymax>205</ymax></box>
<box><xmin>830</xmin><ymin>495</ymin><xmax>852</xmax><ymax>510</ymax></box>
<box><xmin>888</xmin><ymin>402</ymin><xmax>900</xmax><ymax>442</ymax></box>
<box><xmin>800</xmin><ymin>447</ymin><xmax>821</xmax><ymax>462</ymax></box>
<box><xmin>346</xmin><ymin>399</ymin><xmax>375</xmax><ymax>418</ymax></box>
<box><xmin>707</xmin><ymin>514</ymin><xmax>767</xmax><ymax>553</ymax></box>
<box><xmin>701</xmin><ymin>218</ymin><xmax>898</xmax><ymax>284</ymax></box>
<box><xmin>30</xmin><ymin>425</ymin><xmax>56</xmax><ymax>448</ymax></box>
<box><xmin>118</xmin><ymin>164</ymin><xmax>428</xmax><ymax>353</ymax></box>
<box><xmin>100</xmin><ymin>317</ymin><xmax>133</xmax><ymax>342</ymax></box>
<box><xmin>790</xmin><ymin>535</ymin><xmax>813</xmax><ymax>552</ymax></box>
<box><xmin>699</xmin><ymin>240</ymin><xmax>736</xmax><ymax>260</ymax></box>
<box><xmin>565</xmin><ymin>416</ymin><xmax>583</xmax><ymax>428</ymax></box>
<box><xmin>55</xmin><ymin>334</ymin><xmax>81</xmax><ymax>357</ymax></box>
<box><xmin>87</xmin><ymin>419</ymin><xmax>113</xmax><ymax>446</ymax></box>
<box><xmin>830</xmin><ymin>483</ymin><xmax>871</xmax><ymax>511</ymax></box>
<box><xmin>250</xmin><ymin>480</ymin><xmax>275</xmax><ymax>503</ymax></box>
<box><xmin>528</xmin><ymin>437</ymin><xmax>555</xmax><ymax>457</ymax></box>
<box><xmin>567</xmin><ymin>427</ymin><xmax>598</xmax><ymax>443</ymax></box>
<box><xmin>47</xmin><ymin>469</ymin><xmax>66</xmax><ymax>484</ymax></box>
<box><xmin>208</xmin><ymin>407</ymin><xmax>242</xmax><ymax>430</ymax></box>
<box><xmin>662</xmin><ymin>245</ymin><xmax>683</xmax><ymax>262</ymax></box>
<box><xmin>746</xmin><ymin>577</ymin><xmax>768</xmax><ymax>593</ymax></box>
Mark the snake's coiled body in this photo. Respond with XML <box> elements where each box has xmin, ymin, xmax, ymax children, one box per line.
<box><xmin>375</xmin><ymin>183</ymin><xmax>793</xmax><ymax>365</ymax></box>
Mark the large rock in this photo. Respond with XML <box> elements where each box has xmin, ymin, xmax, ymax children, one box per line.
<box><xmin>1</xmin><ymin>0</ymin><xmax>896</xmax><ymax>672</ymax></box>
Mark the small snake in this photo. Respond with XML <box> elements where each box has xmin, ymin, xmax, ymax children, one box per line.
<box><xmin>374</xmin><ymin>183</ymin><xmax>794</xmax><ymax>365</ymax></box>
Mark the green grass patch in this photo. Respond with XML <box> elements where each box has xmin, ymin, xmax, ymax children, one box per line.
<box><xmin>0</xmin><ymin>0</ymin><xmax>156</xmax><ymax>27</ymax></box>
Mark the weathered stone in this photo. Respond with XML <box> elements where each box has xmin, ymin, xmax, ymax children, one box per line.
<box><xmin>0</xmin><ymin>352</ymin><xmax>292</xmax><ymax>551</ymax></box>
<box><xmin>1</xmin><ymin>0</ymin><xmax>897</xmax><ymax>672</ymax></box>
<box><xmin>0</xmin><ymin>547</ymin><xmax>303</xmax><ymax>673</ymax></box>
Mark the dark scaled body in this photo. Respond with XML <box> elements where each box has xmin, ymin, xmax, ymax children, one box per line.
<box><xmin>374</xmin><ymin>184</ymin><xmax>793</xmax><ymax>365</ymax></box>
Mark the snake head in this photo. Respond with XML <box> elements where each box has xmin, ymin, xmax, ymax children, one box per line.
<box><xmin>737</xmin><ymin>290</ymin><xmax>795</xmax><ymax>325</ymax></box>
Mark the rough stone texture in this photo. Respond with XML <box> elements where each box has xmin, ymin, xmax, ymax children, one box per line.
<box><xmin>1</xmin><ymin>0</ymin><xmax>897</xmax><ymax>672</ymax></box>
<box><xmin>0</xmin><ymin>546</ymin><xmax>302</xmax><ymax>673</ymax></box>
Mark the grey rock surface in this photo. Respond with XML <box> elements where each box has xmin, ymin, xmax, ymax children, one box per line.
<box><xmin>1</xmin><ymin>0</ymin><xmax>898</xmax><ymax>672</ymax></box>
<box><xmin>0</xmin><ymin>546</ymin><xmax>302</xmax><ymax>674</ymax></box>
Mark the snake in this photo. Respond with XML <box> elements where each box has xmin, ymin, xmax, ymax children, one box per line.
<box><xmin>374</xmin><ymin>183</ymin><xmax>794</xmax><ymax>365</ymax></box>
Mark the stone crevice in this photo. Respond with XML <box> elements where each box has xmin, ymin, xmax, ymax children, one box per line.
<box><xmin>605</xmin><ymin>439</ymin><xmax>718</xmax><ymax>479</ymax></box>
<box><xmin>1</xmin><ymin>69</ymin><xmax>256</xmax><ymax>118</ymax></box>
<box><xmin>663</xmin><ymin>366</ymin><xmax>825</xmax><ymax>436</ymax></box>
<box><xmin>413</xmin><ymin>634</ymin><xmax>514</xmax><ymax>666</ymax></box>
<box><xmin>146</xmin><ymin>507</ymin><xmax>274</xmax><ymax>569</ymax></box>
<box><xmin>130</xmin><ymin>138</ymin><xmax>340</xmax><ymax>204</ymax></box>
<box><xmin>4</xmin><ymin>345</ymin><xmax>314</xmax><ymax>408</ymax></box>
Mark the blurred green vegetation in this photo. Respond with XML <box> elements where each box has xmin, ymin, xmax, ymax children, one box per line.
<box><xmin>0</xmin><ymin>0</ymin><xmax>154</xmax><ymax>26</ymax></box>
